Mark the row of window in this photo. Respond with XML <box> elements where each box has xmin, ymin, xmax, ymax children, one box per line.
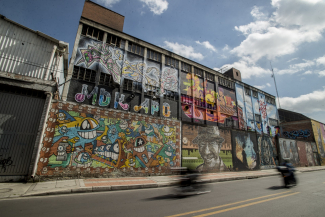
<box><xmin>218</xmin><ymin>77</ymin><xmax>235</xmax><ymax>89</ymax></box>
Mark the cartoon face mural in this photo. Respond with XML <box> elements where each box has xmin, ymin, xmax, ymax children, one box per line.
<box><xmin>75</xmin><ymin>36</ymin><xmax>123</xmax><ymax>84</ymax></box>
<box><xmin>181</xmin><ymin>125</ymin><xmax>232</xmax><ymax>171</ymax></box>
<box><xmin>37</xmin><ymin>102</ymin><xmax>181</xmax><ymax>176</ymax></box>
<box><xmin>232</xmin><ymin>131</ymin><xmax>259</xmax><ymax>170</ymax></box>
<box><xmin>258</xmin><ymin>135</ymin><xmax>277</xmax><ymax>169</ymax></box>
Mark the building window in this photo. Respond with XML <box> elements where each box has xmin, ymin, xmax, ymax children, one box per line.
<box><xmin>206</xmin><ymin>72</ymin><xmax>214</xmax><ymax>81</ymax></box>
<box><xmin>245</xmin><ymin>88</ymin><xmax>251</xmax><ymax>96</ymax></box>
<box><xmin>106</xmin><ymin>33</ymin><xmax>124</xmax><ymax>48</ymax></box>
<box><xmin>181</xmin><ymin>94</ymin><xmax>193</xmax><ymax>104</ymax></box>
<box><xmin>123</xmin><ymin>78</ymin><xmax>134</xmax><ymax>91</ymax></box>
<box><xmin>218</xmin><ymin>77</ymin><xmax>235</xmax><ymax>89</ymax></box>
<box><xmin>255</xmin><ymin>114</ymin><xmax>261</xmax><ymax>122</ymax></box>
<box><xmin>181</xmin><ymin>62</ymin><xmax>191</xmax><ymax>72</ymax></box>
<box><xmin>165</xmin><ymin>56</ymin><xmax>179</xmax><ymax>68</ymax></box>
<box><xmin>128</xmin><ymin>42</ymin><xmax>144</xmax><ymax>56</ymax></box>
<box><xmin>72</xmin><ymin>66</ymin><xmax>96</xmax><ymax>83</ymax></box>
<box><xmin>147</xmin><ymin>49</ymin><xmax>161</xmax><ymax>62</ymax></box>
<box><xmin>269</xmin><ymin>118</ymin><xmax>278</xmax><ymax>126</ymax></box>
<box><xmin>194</xmin><ymin>67</ymin><xmax>203</xmax><ymax>77</ymax></box>
<box><xmin>252</xmin><ymin>90</ymin><xmax>258</xmax><ymax>98</ymax></box>
<box><xmin>164</xmin><ymin>91</ymin><xmax>178</xmax><ymax>101</ymax></box>
<box><xmin>81</xmin><ymin>24</ymin><xmax>104</xmax><ymax>41</ymax></box>
<box><xmin>99</xmin><ymin>72</ymin><xmax>115</xmax><ymax>86</ymax></box>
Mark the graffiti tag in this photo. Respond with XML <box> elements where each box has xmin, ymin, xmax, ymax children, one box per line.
<box><xmin>283</xmin><ymin>129</ymin><xmax>311</xmax><ymax>139</ymax></box>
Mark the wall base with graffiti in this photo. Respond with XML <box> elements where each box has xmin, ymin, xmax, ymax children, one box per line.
<box><xmin>36</xmin><ymin>101</ymin><xmax>181</xmax><ymax>178</ymax></box>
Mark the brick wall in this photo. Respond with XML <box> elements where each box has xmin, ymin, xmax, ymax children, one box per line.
<box><xmin>280</xmin><ymin>120</ymin><xmax>314</xmax><ymax>142</ymax></box>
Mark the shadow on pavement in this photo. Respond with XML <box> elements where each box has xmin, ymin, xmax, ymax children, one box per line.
<box><xmin>267</xmin><ymin>186</ymin><xmax>285</xmax><ymax>190</ymax></box>
<box><xmin>143</xmin><ymin>193</ymin><xmax>200</xmax><ymax>201</ymax></box>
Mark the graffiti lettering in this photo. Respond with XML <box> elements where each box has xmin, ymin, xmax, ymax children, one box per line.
<box><xmin>283</xmin><ymin>129</ymin><xmax>311</xmax><ymax>139</ymax></box>
<box><xmin>114</xmin><ymin>92</ymin><xmax>129</xmax><ymax>110</ymax></box>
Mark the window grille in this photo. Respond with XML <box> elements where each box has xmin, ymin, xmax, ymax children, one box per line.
<box><xmin>147</xmin><ymin>49</ymin><xmax>161</xmax><ymax>62</ymax></box>
<box><xmin>194</xmin><ymin>67</ymin><xmax>203</xmax><ymax>77</ymax></box>
<box><xmin>269</xmin><ymin>118</ymin><xmax>278</xmax><ymax>126</ymax></box>
<box><xmin>164</xmin><ymin>91</ymin><xmax>177</xmax><ymax>101</ymax></box>
<box><xmin>81</xmin><ymin>24</ymin><xmax>104</xmax><ymax>41</ymax></box>
<box><xmin>245</xmin><ymin>88</ymin><xmax>251</xmax><ymax>96</ymax></box>
<box><xmin>252</xmin><ymin>90</ymin><xmax>258</xmax><ymax>98</ymax></box>
<box><xmin>165</xmin><ymin>56</ymin><xmax>179</xmax><ymax>68</ymax></box>
<box><xmin>218</xmin><ymin>77</ymin><xmax>235</xmax><ymax>89</ymax></box>
<box><xmin>255</xmin><ymin>114</ymin><xmax>262</xmax><ymax>122</ymax></box>
<box><xmin>206</xmin><ymin>72</ymin><xmax>214</xmax><ymax>81</ymax></box>
<box><xmin>99</xmin><ymin>72</ymin><xmax>114</xmax><ymax>86</ymax></box>
<box><xmin>128</xmin><ymin>42</ymin><xmax>144</xmax><ymax>56</ymax></box>
<box><xmin>123</xmin><ymin>78</ymin><xmax>134</xmax><ymax>91</ymax></box>
<box><xmin>72</xmin><ymin>66</ymin><xmax>96</xmax><ymax>83</ymax></box>
<box><xmin>181</xmin><ymin>62</ymin><xmax>191</xmax><ymax>72</ymax></box>
<box><xmin>106</xmin><ymin>33</ymin><xmax>123</xmax><ymax>48</ymax></box>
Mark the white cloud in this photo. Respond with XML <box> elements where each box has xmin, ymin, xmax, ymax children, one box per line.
<box><xmin>251</xmin><ymin>6</ymin><xmax>268</xmax><ymax>20</ymax></box>
<box><xmin>275</xmin><ymin>59</ymin><xmax>315</xmax><ymax>75</ymax></box>
<box><xmin>222</xmin><ymin>44</ymin><xmax>229</xmax><ymax>51</ymax></box>
<box><xmin>219</xmin><ymin>60</ymin><xmax>271</xmax><ymax>79</ymax></box>
<box><xmin>266</xmin><ymin>83</ymin><xmax>271</xmax><ymax>87</ymax></box>
<box><xmin>196</xmin><ymin>41</ymin><xmax>217</xmax><ymax>52</ymax></box>
<box><xmin>280</xmin><ymin>87</ymin><xmax>325</xmax><ymax>115</ymax></box>
<box><xmin>95</xmin><ymin>0</ymin><xmax>121</xmax><ymax>7</ymax></box>
<box><xmin>316</xmin><ymin>55</ymin><xmax>325</xmax><ymax>66</ymax></box>
<box><xmin>254</xmin><ymin>85</ymin><xmax>266</xmax><ymax>89</ymax></box>
<box><xmin>287</xmin><ymin>58</ymin><xmax>298</xmax><ymax>63</ymax></box>
<box><xmin>303</xmin><ymin>70</ymin><xmax>312</xmax><ymax>75</ymax></box>
<box><xmin>318</xmin><ymin>70</ymin><xmax>325</xmax><ymax>77</ymax></box>
<box><xmin>164</xmin><ymin>41</ymin><xmax>204</xmax><ymax>60</ymax></box>
<box><xmin>140</xmin><ymin>0</ymin><xmax>168</xmax><ymax>15</ymax></box>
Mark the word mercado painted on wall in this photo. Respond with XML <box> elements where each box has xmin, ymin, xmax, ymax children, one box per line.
<box><xmin>181</xmin><ymin>125</ymin><xmax>232</xmax><ymax>172</ymax></box>
<box><xmin>232</xmin><ymin>131</ymin><xmax>259</xmax><ymax>171</ymax></box>
<box><xmin>36</xmin><ymin>102</ymin><xmax>181</xmax><ymax>177</ymax></box>
<box><xmin>74</xmin><ymin>84</ymin><xmax>171</xmax><ymax>117</ymax></box>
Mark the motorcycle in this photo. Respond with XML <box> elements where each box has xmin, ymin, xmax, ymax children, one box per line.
<box><xmin>173</xmin><ymin>170</ymin><xmax>210</xmax><ymax>196</ymax></box>
<box><xmin>276</xmin><ymin>165</ymin><xmax>297</xmax><ymax>188</ymax></box>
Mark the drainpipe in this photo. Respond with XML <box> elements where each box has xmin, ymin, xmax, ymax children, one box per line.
<box><xmin>44</xmin><ymin>45</ymin><xmax>57</xmax><ymax>80</ymax></box>
<box><xmin>31</xmin><ymin>92</ymin><xmax>53</xmax><ymax>180</ymax></box>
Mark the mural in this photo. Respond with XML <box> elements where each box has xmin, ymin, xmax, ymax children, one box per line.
<box><xmin>182</xmin><ymin>125</ymin><xmax>232</xmax><ymax>172</ymax></box>
<box><xmin>258</xmin><ymin>135</ymin><xmax>277</xmax><ymax>169</ymax></box>
<box><xmin>279</xmin><ymin>138</ymin><xmax>300</xmax><ymax>166</ymax></box>
<box><xmin>297</xmin><ymin>141</ymin><xmax>315</xmax><ymax>167</ymax></box>
<box><xmin>311</xmin><ymin>120</ymin><xmax>325</xmax><ymax>165</ymax></box>
<box><xmin>245</xmin><ymin>93</ymin><xmax>255</xmax><ymax>131</ymax></box>
<box><xmin>235</xmin><ymin>84</ymin><xmax>247</xmax><ymax>130</ymax></box>
<box><xmin>75</xmin><ymin>36</ymin><xmax>123</xmax><ymax>84</ymax></box>
<box><xmin>282</xmin><ymin>129</ymin><xmax>311</xmax><ymax>139</ymax></box>
<box><xmin>258</xmin><ymin>93</ymin><xmax>268</xmax><ymax>133</ymax></box>
<box><xmin>252</xmin><ymin>96</ymin><xmax>262</xmax><ymax>134</ymax></box>
<box><xmin>37</xmin><ymin>102</ymin><xmax>181</xmax><ymax>176</ymax></box>
<box><xmin>232</xmin><ymin>131</ymin><xmax>259</xmax><ymax>170</ymax></box>
<box><xmin>267</xmin><ymin>103</ymin><xmax>278</xmax><ymax>136</ymax></box>
<box><xmin>217</xmin><ymin>86</ymin><xmax>237</xmax><ymax>125</ymax></box>
<box><xmin>161</xmin><ymin>67</ymin><xmax>178</xmax><ymax>94</ymax></box>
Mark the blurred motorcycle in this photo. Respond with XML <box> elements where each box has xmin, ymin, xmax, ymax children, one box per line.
<box><xmin>276</xmin><ymin>162</ymin><xmax>297</xmax><ymax>188</ymax></box>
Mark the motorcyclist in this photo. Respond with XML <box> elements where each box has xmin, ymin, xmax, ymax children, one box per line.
<box><xmin>279</xmin><ymin>159</ymin><xmax>296</xmax><ymax>188</ymax></box>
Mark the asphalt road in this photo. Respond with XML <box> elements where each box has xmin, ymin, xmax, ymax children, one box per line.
<box><xmin>1</xmin><ymin>171</ymin><xmax>325</xmax><ymax>217</ymax></box>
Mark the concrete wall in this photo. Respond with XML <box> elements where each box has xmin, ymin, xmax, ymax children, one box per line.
<box><xmin>36</xmin><ymin>100</ymin><xmax>181</xmax><ymax>178</ymax></box>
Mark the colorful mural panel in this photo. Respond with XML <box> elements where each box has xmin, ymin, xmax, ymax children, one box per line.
<box><xmin>75</xmin><ymin>36</ymin><xmax>124</xmax><ymax>84</ymax></box>
<box><xmin>278</xmin><ymin>138</ymin><xmax>300</xmax><ymax>166</ymax></box>
<box><xmin>217</xmin><ymin>86</ymin><xmax>237</xmax><ymax>125</ymax></box>
<box><xmin>161</xmin><ymin>67</ymin><xmax>178</xmax><ymax>93</ymax></box>
<box><xmin>235</xmin><ymin>84</ymin><xmax>247</xmax><ymax>130</ymax></box>
<box><xmin>252</xmin><ymin>96</ymin><xmax>262</xmax><ymax>134</ymax></box>
<box><xmin>258</xmin><ymin>93</ymin><xmax>268</xmax><ymax>133</ymax></box>
<box><xmin>182</xmin><ymin>125</ymin><xmax>232</xmax><ymax>172</ymax></box>
<box><xmin>232</xmin><ymin>131</ymin><xmax>259</xmax><ymax>170</ymax></box>
<box><xmin>311</xmin><ymin>120</ymin><xmax>325</xmax><ymax>165</ymax></box>
<box><xmin>37</xmin><ymin>102</ymin><xmax>181</xmax><ymax>176</ymax></box>
<box><xmin>257</xmin><ymin>135</ymin><xmax>277</xmax><ymax>169</ymax></box>
<box><xmin>245</xmin><ymin>93</ymin><xmax>255</xmax><ymax>131</ymax></box>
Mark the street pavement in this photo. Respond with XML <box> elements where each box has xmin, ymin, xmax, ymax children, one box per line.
<box><xmin>0</xmin><ymin>166</ymin><xmax>324</xmax><ymax>199</ymax></box>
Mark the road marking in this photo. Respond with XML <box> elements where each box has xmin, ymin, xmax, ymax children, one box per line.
<box><xmin>194</xmin><ymin>192</ymin><xmax>300</xmax><ymax>217</ymax></box>
<box><xmin>166</xmin><ymin>190</ymin><xmax>292</xmax><ymax>217</ymax></box>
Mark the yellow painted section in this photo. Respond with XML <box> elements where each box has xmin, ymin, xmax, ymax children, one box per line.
<box><xmin>311</xmin><ymin>120</ymin><xmax>325</xmax><ymax>165</ymax></box>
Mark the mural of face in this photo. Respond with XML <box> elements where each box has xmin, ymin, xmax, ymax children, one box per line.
<box><xmin>119</xmin><ymin>119</ymin><xmax>128</xmax><ymax>130</ymax></box>
<box><xmin>198</xmin><ymin>141</ymin><xmax>221</xmax><ymax>168</ymax></box>
<box><xmin>244</xmin><ymin>136</ymin><xmax>257</xmax><ymax>169</ymax></box>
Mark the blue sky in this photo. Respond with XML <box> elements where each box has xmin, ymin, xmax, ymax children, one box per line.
<box><xmin>1</xmin><ymin>0</ymin><xmax>325</xmax><ymax>122</ymax></box>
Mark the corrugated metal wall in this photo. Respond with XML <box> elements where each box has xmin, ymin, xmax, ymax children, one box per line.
<box><xmin>0</xmin><ymin>91</ymin><xmax>45</xmax><ymax>176</ymax></box>
<box><xmin>0</xmin><ymin>19</ymin><xmax>57</xmax><ymax>80</ymax></box>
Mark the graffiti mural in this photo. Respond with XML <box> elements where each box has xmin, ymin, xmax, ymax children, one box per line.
<box><xmin>217</xmin><ymin>86</ymin><xmax>237</xmax><ymax>125</ymax></box>
<box><xmin>161</xmin><ymin>67</ymin><xmax>178</xmax><ymax>94</ymax></box>
<box><xmin>283</xmin><ymin>129</ymin><xmax>311</xmax><ymax>139</ymax></box>
<box><xmin>252</xmin><ymin>96</ymin><xmax>262</xmax><ymax>134</ymax></box>
<box><xmin>258</xmin><ymin>135</ymin><xmax>277</xmax><ymax>169</ymax></box>
<box><xmin>182</xmin><ymin>125</ymin><xmax>232</xmax><ymax>172</ymax></box>
<box><xmin>266</xmin><ymin>103</ymin><xmax>278</xmax><ymax>136</ymax></box>
<box><xmin>232</xmin><ymin>131</ymin><xmax>259</xmax><ymax>170</ymax></box>
<box><xmin>37</xmin><ymin>102</ymin><xmax>181</xmax><ymax>176</ymax></box>
<box><xmin>245</xmin><ymin>93</ymin><xmax>255</xmax><ymax>131</ymax></box>
<box><xmin>75</xmin><ymin>36</ymin><xmax>123</xmax><ymax>84</ymax></box>
<box><xmin>235</xmin><ymin>84</ymin><xmax>247</xmax><ymax>130</ymax></box>
<box><xmin>311</xmin><ymin>120</ymin><xmax>325</xmax><ymax>165</ymax></box>
<box><xmin>297</xmin><ymin>141</ymin><xmax>315</xmax><ymax>166</ymax></box>
<box><xmin>279</xmin><ymin>138</ymin><xmax>300</xmax><ymax>166</ymax></box>
<box><xmin>258</xmin><ymin>93</ymin><xmax>268</xmax><ymax>133</ymax></box>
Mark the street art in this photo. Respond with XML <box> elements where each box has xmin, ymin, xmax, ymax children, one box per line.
<box><xmin>258</xmin><ymin>93</ymin><xmax>268</xmax><ymax>133</ymax></box>
<box><xmin>114</xmin><ymin>92</ymin><xmax>129</xmax><ymax>110</ymax></box>
<box><xmin>283</xmin><ymin>129</ymin><xmax>311</xmax><ymax>139</ymax></box>
<box><xmin>258</xmin><ymin>136</ymin><xmax>277</xmax><ymax>169</ymax></box>
<box><xmin>235</xmin><ymin>84</ymin><xmax>247</xmax><ymax>130</ymax></box>
<box><xmin>37</xmin><ymin>102</ymin><xmax>181</xmax><ymax>176</ymax></box>
<box><xmin>297</xmin><ymin>142</ymin><xmax>315</xmax><ymax>166</ymax></box>
<box><xmin>267</xmin><ymin>103</ymin><xmax>278</xmax><ymax>136</ymax></box>
<box><xmin>245</xmin><ymin>93</ymin><xmax>255</xmax><ymax>131</ymax></box>
<box><xmin>252</xmin><ymin>97</ymin><xmax>262</xmax><ymax>134</ymax></box>
<box><xmin>182</xmin><ymin>125</ymin><xmax>232</xmax><ymax>172</ymax></box>
<box><xmin>311</xmin><ymin>120</ymin><xmax>325</xmax><ymax>165</ymax></box>
<box><xmin>161</xmin><ymin>67</ymin><xmax>178</xmax><ymax>94</ymax></box>
<box><xmin>217</xmin><ymin>86</ymin><xmax>237</xmax><ymax>125</ymax></box>
<box><xmin>75</xmin><ymin>36</ymin><xmax>123</xmax><ymax>84</ymax></box>
<box><xmin>279</xmin><ymin>139</ymin><xmax>300</xmax><ymax>166</ymax></box>
<box><xmin>182</xmin><ymin>74</ymin><xmax>204</xmax><ymax>99</ymax></box>
<box><xmin>232</xmin><ymin>131</ymin><xmax>259</xmax><ymax>170</ymax></box>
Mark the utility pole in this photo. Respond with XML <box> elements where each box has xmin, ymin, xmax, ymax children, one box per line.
<box><xmin>270</xmin><ymin>62</ymin><xmax>281</xmax><ymax>109</ymax></box>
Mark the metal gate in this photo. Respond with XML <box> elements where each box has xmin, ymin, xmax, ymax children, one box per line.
<box><xmin>0</xmin><ymin>89</ymin><xmax>45</xmax><ymax>176</ymax></box>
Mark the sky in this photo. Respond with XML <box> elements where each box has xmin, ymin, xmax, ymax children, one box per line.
<box><xmin>1</xmin><ymin>0</ymin><xmax>325</xmax><ymax>123</ymax></box>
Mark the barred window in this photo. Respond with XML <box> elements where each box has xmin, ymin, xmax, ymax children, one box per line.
<box><xmin>269</xmin><ymin>118</ymin><xmax>278</xmax><ymax>126</ymax></box>
<box><xmin>128</xmin><ymin>42</ymin><xmax>144</xmax><ymax>56</ymax></box>
<box><xmin>181</xmin><ymin>62</ymin><xmax>191</xmax><ymax>72</ymax></box>
<box><xmin>147</xmin><ymin>49</ymin><xmax>161</xmax><ymax>62</ymax></box>
<box><xmin>218</xmin><ymin>77</ymin><xmax>235</xmax><ymax>89</ymax></box>
<box><xmin>252</xmin><ymin>90</ymin><xmax>258</xmax><ymax>98</ymax></box>
<box><xmin>165</xmin><ymin>56</ymin><xmax>179</xmax><ymax>68</ymax></box>
<box><xmin>72</xmin><ymin>66</ymin><xmax>96</xmax><ymax>83</ymax></box>
<box><xmin>245</xmin><ymin>88</ymin><xmax>251</xmax><ymax>96</ymax></box>
<box><xmin>164</xmin><ymin>91</ymin><xmax>178</xmax><ymax>101</ymax></box>
<box><xmin>123</xmin><ymin>78</ymin><xmax>134</xmax><ymax>91</ymax></box>
<box><xmin>194</xmin><ymin>67</ymin><xmax>203</xmax><ymax>77</ymax></box>
<box><xmin>99</xmin><ymin>73</ymin><xmax>114</xmax><ymax>86</ymax></box>
<box><xmin>206</xmin><ymin>72</ymin><xmax>214</xmax><ymax>81</ymax></box>
<box><xmin>255</xmin><ymin>114</ymin><xmax>262</xmax><ymax>122</ymax></box>
<box><xmin>106</xmin><ymin>33</ymin><xmax>124</xmax><ymax>48</ymax></box>
<box><xmin>81</xmin><ymin>24</ymin><xmax>104</xmax><ymax>41</ymax></box>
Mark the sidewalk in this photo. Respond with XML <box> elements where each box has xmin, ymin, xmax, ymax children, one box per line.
<box><xmin>1</xmin><ymin>166</ymin><xmax>324</xmax><ymax>199</ymax></box>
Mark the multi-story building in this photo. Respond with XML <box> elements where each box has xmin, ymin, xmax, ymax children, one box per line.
<box><xmin>0</xmin><ymin>15</ymin><xmax>69</xmax><ymax>181</ymax></box>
